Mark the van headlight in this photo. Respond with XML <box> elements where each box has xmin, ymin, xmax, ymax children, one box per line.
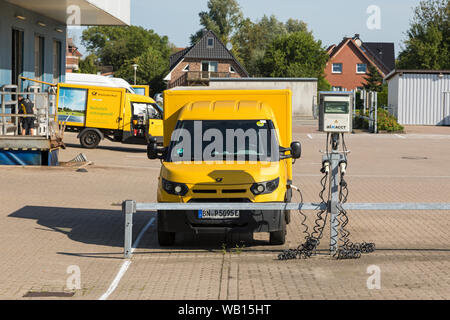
<box><xmin>250</xmin><ymin>178</ymin><xmax>279</xmax><ymax>195</ymax></box>
<box><xmin>162</xmin><ymin>178</ymin><xmax>189</xmax><ymax>196</ymax></box>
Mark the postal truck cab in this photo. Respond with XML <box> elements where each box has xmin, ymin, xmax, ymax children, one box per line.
<box><xmin>56</xmin><ymin>83</ymin><xmax>163</xmax><ymax>148</ymax></box>
<box><xmin>147</xmin><ymin>88</ymin><xmax>302</xmax><ymax>246</ymax></box>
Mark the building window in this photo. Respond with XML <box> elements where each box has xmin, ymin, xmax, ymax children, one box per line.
<box><xmin>12</xmin><ymin>29</ymin><xmax>24</xmax><ymax>85</ymax></box>
<box><xmin>182</xmin><ymin>64</ymin><xmax>190</xmax><ymax>72</ymax></box>
<box><xmin>332</xmin><ymin>86</ymin><xmax>343</xmax><ymax>91</ymax></box>
<box><xmin>332</xmin><ymin>63</ymin><xmax>343</xmax><ymax>74</ymax></box>
<box><xmin>357</xmin><ymin>63</ymin><xmax>367</xmax><ymax>74</ymax></box>
<box><xmin>207</xmin><ymin>37</ymin><xmax>214</xmax><ymax>48</ymax></box>
<box><xmin>34</xmin><ymin>35</ymin><xmax>45</xmax><ymax>81</ymax></box>
<box><xmin>202</xmin><ymin>61</ymin><xmax>218</xmax><ymax>72</ymax></box>
<box><xmin>53</xmin><ymin>40</ymin><xmax>62</xmax><ymax>83</ymax></box>
<box><xmin>229</xmin><ymin>65</ymin><xmax>236</xmax><ymax>73</ymax></box>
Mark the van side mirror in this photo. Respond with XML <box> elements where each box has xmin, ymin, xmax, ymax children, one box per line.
<box><xmin>147</xmin><ymin>137</ymin><xmax>166</xmax><ymax>160</ymax></box>
<box><xmin>279</xmin><ymin>141</ymin><xmax>302</xmax><ymax>160</ymax></box>
<box><xmin>290</xmin><ymin>141</ymin><xmax>302</xmax><ymax>159</ymax></box>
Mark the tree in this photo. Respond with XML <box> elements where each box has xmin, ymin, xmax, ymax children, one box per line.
<box><xmin>190</xmin><ymin>0</ymin><xmax>243</xmax><ymax>46</ymax></box>
<box><xmin>260</xmin><ymin>31</ymin><xmax>329</xmax><ymax>89</ymax></box>
<box><xmin>115</xmin><ymin>48</ymin><xmax>169</xmax><ymax>94</ymax></box>
<box><xmin>78</xmin><ymin>54</ymin><xmax>99</xmax><ymax>74</ymax></box>
<box><xmin>397</xmin><ymin>0</ymin><xmax>449</xmax><ymax>69</ymax></box>
<box><xmin>233</xmin><ymin>15</ymin><xmax>309</xmax><ymax>76</ymax></box>
<box><xmin>363</xmin><ymin>65</ymin><xmax>384</xmax><ymax>92</ymax></box>
<box><xmin>81</xmin><ymin>26</ymin><xmax>172</xmax><ymax>95</ymax></box>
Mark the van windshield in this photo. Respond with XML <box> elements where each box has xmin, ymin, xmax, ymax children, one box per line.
<box><xmin>167</xmin><ymin>120</ymin><xmax>280</xmax><ymax>162</ymax></box>
<box><xmin>131</xmin><ymin>102</ymin><xmax>162</xmax><ymax>119</ymax></box>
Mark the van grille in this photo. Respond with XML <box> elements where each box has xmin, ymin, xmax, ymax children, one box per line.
<box><xmin>193</xmin><ymin>190</ymin><xmax>217</xmax><ymax>194</ymax></box>
<box><xmin>188</xmin><ymin>198</ymin><xmax>250</xmax><ymax>203</ymax></box>
<box><xmin>222</xmin><ymin>189</ymin><xmax>247</xmax><ymax>194</ymax></box>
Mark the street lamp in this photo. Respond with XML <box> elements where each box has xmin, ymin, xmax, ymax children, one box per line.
<box><xmin>132</xmin><ymin>64</ymin><xmax>139</xmax><ymax>85</ymax></box>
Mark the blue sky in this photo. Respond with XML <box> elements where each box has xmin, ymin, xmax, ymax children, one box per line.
<box><xmin>70</xmin><ymin>0</ymin><xmax>422</xmax><ymax>57</ymax></box>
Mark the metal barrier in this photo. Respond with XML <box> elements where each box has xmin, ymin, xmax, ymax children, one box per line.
<box><xmin>0</xmin><ymin>87</ymin><xmax>55</xmax><ymax>138</ymax></box>
<box><xmin>354</xmin><ymin>90</ymin><xmax>378</xmax><ymax>133</ymax></box>
<box><xmin>121</xmin><ymin>200</ymin><xmax>450</xmax><ymax>259</ymax></box>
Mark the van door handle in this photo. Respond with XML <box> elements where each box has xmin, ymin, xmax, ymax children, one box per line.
<box><xmin>117</xmin><ymin>117</ymin><xmax>123</xmax><ymax>122</ymax></box>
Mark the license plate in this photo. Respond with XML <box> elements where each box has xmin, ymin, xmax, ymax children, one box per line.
<box><xmin>198</xmin><ymin>209</ymin><xmax>240</xmax><ymax>219</ymax></box>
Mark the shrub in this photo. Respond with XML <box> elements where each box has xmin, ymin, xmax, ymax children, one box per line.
<box><xmin>354</xmin><ymin>108</ymin><xmax>404</xmax><ymax>132</ymax></box>
<box><xmin>377</xmin><ymin>108</ymin><xmax>404</xmax><ymax>132</ymax></box>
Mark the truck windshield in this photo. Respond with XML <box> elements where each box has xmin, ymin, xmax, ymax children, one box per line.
<box><xmin>167</xmin><ymin>120</ymin><xmax>280</xmax><ymax>162</ymax></box>
<box><xmin>324</xmin><ymin>101</ymin><xmax>349</xmax><ymax>114</ymax></box>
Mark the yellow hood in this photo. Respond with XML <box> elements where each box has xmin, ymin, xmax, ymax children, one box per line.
<box><xmin>161</xmin><ymin>161</ymin><xmax>281</xmax><ymax>185</ymax></box>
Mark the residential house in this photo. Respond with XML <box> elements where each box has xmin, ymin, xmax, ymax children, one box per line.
<box><xmin>66</xmin><ymin>38</ymin><xmax>83</xmax><ymax>74</ymax></box>
<box><xmin>165</xmin><ymin>30</ymin><xmax>248</xmax><ymax>88</ymax></box>
<box><xmin>325</xmin><ymin>34</ymin><xmax>395</xmax><ymax>91</ymax></box>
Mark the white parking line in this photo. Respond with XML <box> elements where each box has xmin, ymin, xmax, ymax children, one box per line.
<box><xmin>307</xmin><ymin>134</ymin><xmax>313</xmax><ymax>140</ymax></box>
<box><xmin>395</xmin><ymin>134</ymin><xmax>406</xmax><ymax>139</ymax></box>
<box><xmin>99</xmin><ymin>216</ymin><xmax>156</xmax><ymax>300</ymax></box>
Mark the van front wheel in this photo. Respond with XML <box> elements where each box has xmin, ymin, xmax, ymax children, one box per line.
<box><xmin>157</xmin><ymin>212</ymin><xmax>175</xmax><ymax>246</ymax></box>
<box><xmin>269</xmin><ymin>212</ymin><xmax>286</xmax><ymax>245</ymax></box>
<box><xmin>80</xmin><ymin>130</ymin><xmax>101</xmax><ymax>149</ymax></box>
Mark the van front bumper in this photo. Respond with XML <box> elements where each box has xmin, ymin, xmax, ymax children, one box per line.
<box><xmin>157</xmin><ymin>204</ymin><xmax>285</xmax><ymax>234</ymax></box>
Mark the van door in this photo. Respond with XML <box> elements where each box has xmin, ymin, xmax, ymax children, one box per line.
<box><xmin>85</xmin><ymin>88</ymin><xmax>123</xmax><ymax>130</ymax></box>
<box><xmin>147</xmin><ymin>103</ymin><xmax>163</xmax><ymax>139</ymax></box>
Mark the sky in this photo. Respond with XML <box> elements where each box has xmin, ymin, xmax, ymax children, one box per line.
<box><xmin>70</xmin><ymin>0</ymin><xmax>423</xmax><ymax>57</ymax></box>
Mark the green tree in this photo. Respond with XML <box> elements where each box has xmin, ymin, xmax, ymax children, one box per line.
<box><xmin>81</xmin><ymin>26</ymin><xmax>172</xmax><ymax>95</ymax></box>
<box><xmin>233</xmin><ymin>15</ymin><xmax>309</xmax><ymax>76</ymax></box>
<box><xmin>363</xmin><ymin>65</ymin><xmax>384</xmax><ymax>92</ymax></box>
<box><xmin>78</xmin><ymin>54</ymin><xmax>98</xmax><ymax>74</ymax></box>
<box><xmin>397</xmin><ymin>0</ymin><xmax>449</xmax><ymax>69</ymax></box>
<box><xmin>190</xmin><ymin>0</ymin><xmax>243</xmax><ymax>46</ymax></box>
<box><xmin>115</xmin><ymin>48</ymin><xmax>169</xmax><ymax>94</ymax></box>
<box><xmin>260</xmin><ymin>31</ymin><xmax>329</xmax><ymax>89</ymax></box>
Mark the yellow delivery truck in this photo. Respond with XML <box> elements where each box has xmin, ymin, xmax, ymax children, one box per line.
<box><xmin>147</xmin><ymin>88</ymin><xmax>302</xmax><ymax>246</ymax></box>
<box><xmin>56</xmin><ymin>83</ymin><xmax>163</xmax><ymax>148</ymax></box>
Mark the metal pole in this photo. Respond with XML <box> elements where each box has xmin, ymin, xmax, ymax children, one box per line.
<box><xmin>1</xmin><ymin>94</ymin><xmax>5</xmax><ymax>135</ymax></box>
<box><xmin>329</xmin><ymin>133</ymin><xmax>340</xmax><ymax>254</ymax></box>
<box><xmin>374</xmin><ymin>92</ymin><xmax>378</xmax><ymax>133</ymax></box>
<box><xmin>123</xmin><ymin>200</ymin><xmax>136</xmax><ymax>259</ymax></box>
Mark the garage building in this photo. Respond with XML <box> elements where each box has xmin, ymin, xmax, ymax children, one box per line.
<box><xmin>385</xmin><ymin>70</ymin><xmax>450</xmax><ymax>126</ymax></box>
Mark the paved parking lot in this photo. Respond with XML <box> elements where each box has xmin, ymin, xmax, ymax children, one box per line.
<box><xmin>0</xmin><ymin>125</ymin><xmax>449</xmax><ymax>300</ymax></box>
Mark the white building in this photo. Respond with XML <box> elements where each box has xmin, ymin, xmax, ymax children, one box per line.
<box><xmin>385</xmin><ymin>70</ymin><xmax>450</xmax><ymax>126</ymax></box>
<box><xmin>0</xmin><ymin>0</ymin><xmax>130</xmax><ymax>90</ymax></box>
<box><xmin>209</xmin><ymin>78</ymin><xmax>318</xmax><ymax>117</ymax></box>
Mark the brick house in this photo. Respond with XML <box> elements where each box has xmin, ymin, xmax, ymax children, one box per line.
<box><xmin>66</xmin><ymin>38</ymin><xmax>82</xmax><ymax>74</ymax></box>
<box><xmin>165</xmin><ymin>30</ymin><xmax>248</xmax><ymax>88</ymax></box>
<box><xmin>325</xmin><ymin>34</ymin><xmax>395</xmax><ymax>91</ymax></box>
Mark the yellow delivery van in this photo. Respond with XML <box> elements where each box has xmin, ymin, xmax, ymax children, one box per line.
<box><xmin>56</xmin><ymin>83</ymin><xmax>163</xmax><ymax>148</ymax></box>
<box><xmin>147</xmin><ymin>88</ymin><xmax>302</xmax><ymax>246</ymax></box>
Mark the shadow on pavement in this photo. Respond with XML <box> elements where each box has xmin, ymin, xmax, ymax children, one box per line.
<box><xmin>8</xmin><ymin>206</ymin><xmax>272</xmax><ymax>259</ymax></box>
<box><xmin>64</xmin><ymin>143</ymin><xmax>146</xmax><ymax>154</ymax></box>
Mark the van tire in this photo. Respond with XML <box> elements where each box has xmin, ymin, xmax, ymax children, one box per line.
<box><xmin>80</xmin><ymin>130</ymin><xmax>101</xmax><ymax>149</ymax></box>
<box><xmin>157</xmin><ymin>212</ymin><xmax>175</xmax><ymax>246</ymax></box>
<box><xmin>158</xmin><ymin>230</ymin><xmax>175</xmax><ymax>246</ymax></box>
<box><xmin>269</xmin><ymin>212</ymin><xmax>286</xmax><ymax>245</ymax></box>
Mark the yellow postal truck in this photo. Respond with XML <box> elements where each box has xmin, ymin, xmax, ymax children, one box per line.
<box><xmin>147</xmin><ymin>88</ymin><xmax>302</xmax><ymax>246</ymax></box>
<box><xmin>56</xmin><ymin>83</ymin><xmax>163</xmax><ymax>148</ymax></box>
